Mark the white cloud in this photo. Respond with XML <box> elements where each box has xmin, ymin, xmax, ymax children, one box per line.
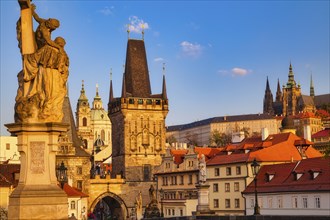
<box><xmin>231</xmin><ymin>67</ymin><xmax>250</xmax><ymax>76</ymax></box>
<box><xmin>128</xmin><ymin>16</ymin><xmax>150</xmax><ymax>34</ymax></box>
<box><xmin>180</xmin><ymin>41</ymin><xmax>203</xmax><ymax>58</ymax></box>
<box><xmin>99</xmin><ymin>6</ymin><xmax>114</xmax><ymax>16</ymax></box>
<box><xmin>154</xmin><ymin>57</ymin><xmax>164</xmax><ymax>62</ymax></box>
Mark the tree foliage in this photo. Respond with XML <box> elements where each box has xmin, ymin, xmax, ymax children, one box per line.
<box><xmin>209</xmin><ymin>130</ymin><xmax>231</xmax><ymax>147</ymax></box>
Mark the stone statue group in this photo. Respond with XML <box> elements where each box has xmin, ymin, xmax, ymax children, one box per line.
<box><xmin>15</xmin><ymin>0</ymin><xmax>68</xmax><ymax>123</ymax></box>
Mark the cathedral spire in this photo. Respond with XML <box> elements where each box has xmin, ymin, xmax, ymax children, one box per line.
<box><xmin>263</xmin><ymin>76</ymin><xmax>274</xmax><ymax>115</ymax></box>
<box><xmin>162</xmin><ymin>63</ymin><xmax>167</xmax><ymax>100</ymax></box>
<box><xmin>310</xmin><ymin>73</ymin><xmax>315</xmax><ymax>97</ymax></box>
<box><xmin>266</xmin><ymin>76</ymin><xmax>271</xmax><ymax>91</ymax></box>
<box><xmin>287</xmin><ymin>62</ymin><xmax>296</xmax><ymax>87</ymax></box>
<box><xmin>275</xmin><ymin>78</ymin><xmax>282</xmax><ymax>102</ymax></box>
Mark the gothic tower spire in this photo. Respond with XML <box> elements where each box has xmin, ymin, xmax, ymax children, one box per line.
<box><xmin>108</xmin><ymin>38</ymin><xmax>168</xmax><ymax>182</ymax></box>
<box><xmin>263</xmin><ymin>76</ymin><xmax>274</xmax><ymax>114</ymax></box>
<box><xmin>275</xmin><ymin>78</ymin><xmax>282</xmax><ymax>102</ymax></box>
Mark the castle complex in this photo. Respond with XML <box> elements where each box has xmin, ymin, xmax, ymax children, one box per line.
<box><xmin>263</xmin><ymin>63</ymin><xmax>327</xmax><ymax>116</ymax></box>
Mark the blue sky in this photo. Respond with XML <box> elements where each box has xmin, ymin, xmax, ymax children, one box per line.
<box><xmin>1</xmin><ymin>0</ymin><xmax>329</xmax><ymax>135</ymax></box>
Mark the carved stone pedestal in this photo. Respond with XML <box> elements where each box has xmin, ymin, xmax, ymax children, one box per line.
<box><xmin>6</xmin><ymin>123</ymin><xmax>68</xmax><ymax>220</ymax></box>
<box><xmin>195</xmin><ymin>184</ymin><xmax>215</xmax><ymax>215</ymax></box>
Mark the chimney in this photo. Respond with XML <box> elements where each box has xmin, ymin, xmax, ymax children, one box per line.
<box><xmin>303</xmin><ymin>125</ymin><xmax>311</xmax><ymax>141</ymax></box>
<box><xmin>262</xmin><ymin>127</ymin><xmax>269</xmax><ymax>141</ymax></box>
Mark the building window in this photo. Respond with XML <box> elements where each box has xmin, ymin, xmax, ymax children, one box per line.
<box><xmin>292</xmin><ymin>197</ymin><xmax>298</xmax><ymax>208</ymax></box>
<box><xmin>77</xmin><ymin>181</ymin><xmax>82</xmax><ymax>190</ymax></box>
<box><xmin>77</xmin><ymin>167</ymin><xmax>82</xmax><ymax>175</ymax></box>
<box><xmin>234</xmin><ymin>182</ymin><xmax>239</xmax><ymax>192</ymax></box>
<box><xmin>214</xmin><ymin>199</ymin><xmax>219</xmax><ymax>208</ymax></box>
<box><xmin>188</xmin><ymin>161</ymin><xmax>194</xmax><ymax>167</ymax></box>
<box><xmin>6</xmin><ymin>143</ymin><xmax>10</xmax><ymax>150</ymax></box>
<box><xmin>268</xmin><ymin>198</ymin><xmax>273</xmax><ymax>208</ymax></box>
<box><xmin>143</xmin><ymin>164</ymin><xmax>151</xmax><ymax>181</ymax></box>
<box><xmin>195</xmin><ymin>174</ymin><xmax>199</xmax><ymax>184</ymax></box>
<box><xmin>172</xmin><ymin>209</ymin><xmax>175</xmax><ymax>216</ymax></box>
<box><xmin>225</xmin><ymin>199</ymin><xmax>231</xmax><ymax>208</ymax></box>
<box><xmin>83</xmin><ymin>117</ymin><xmax>87</xmax><ymax>126</ymax></box>
<box><xmin>214</xmin><ymin>168</ymin><xmax>220</xmax><ymax>176</ymax></box>
<box><xmin>250</xmin><ymin>198</ymin><xmax>254</xmax><ymax>208</ymax></box>
<box><xmin>277</xmin><ymin>197</ymin><xmax>283</xmax><ymax>208</ymax></box>
<box><xmin>236</xmin><ymin>166</ymin><xmax>241</xmax><ymax>175</ymax></box>
<box><xmin>225</xmin><ymin>183</ymin><xmax>230</xmax><ymax>192</ymax></box>
<box><xmin>180</xmin><ymin>175</ymin><xmax>184</xmax><ymax>185</ymax></box>
<box><xmin>213</xmin><ymin>183</ymin><xmax>219</xmax><ymax>192</ymax></box>
<box><xmin>315</xmin><ymin>197</ymin><xmax>321</xmax><ymax>208</ymax></box>
<box><xmin>226</xmin><ymin>167</ymin><xmax>231</xmax><ymax>176</ymax></box>
<box><xmin>171</xmin><ymin>176</ymin><xmax>177</xmax><ymax>185</ymax></box>
<box><xmin>166</xmin><ymin>162</ymin><xmax>170</xmax><ymax>169</ymax></box>
<box><xmin>188</xmin><ymin>175</ymin><xmax>193</xmax><ymax>185</ymax></box>
<box><xmin>180</xmin><ymin>209</ymin><xmax>183</xmax><ymax>216</ymax></box>
<box><xmin>235</xmin><ymin>199</ymin><xmax>240</xmax><ymax>208</ymax></box>
<box><xmin>70</xmin><ymin>201</ymin><xmax>75</xmax><ymax>209</ymax></box>
<box><xmin>303</xmin><ymin>197</ymin><xmax>308</xmax><ymax>208</ymax></box>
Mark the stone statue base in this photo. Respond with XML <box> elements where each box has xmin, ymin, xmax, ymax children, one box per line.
<box><xmin>195</xmin><ymin>184</ymin><xmax>215</xmax><ymax>216</ymax></box>
<box><xmin>6</xmin><ymin>122</ymin><xmax>69</xmax><ymax>220</ymax></box>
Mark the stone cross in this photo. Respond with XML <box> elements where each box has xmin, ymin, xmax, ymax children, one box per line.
<box><xmin>18</xmin><ymin>0</ymin><xmax>36</xmax><ymax>55</ymax></box>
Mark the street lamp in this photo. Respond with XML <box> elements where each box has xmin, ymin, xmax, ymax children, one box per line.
<box><xmin>56</xmin><ymin>161</ymin><xmax>68</xmax><ymax>189</ymax></box>
<box><xmin>251</xmin><ymin>158</ymin><xmax>260</xmax><ymax>215</ymax></box>
<box><xmin>159</xmin><ymin>188</ymin><xmax>164</xmax><ymax>217</ymax></box>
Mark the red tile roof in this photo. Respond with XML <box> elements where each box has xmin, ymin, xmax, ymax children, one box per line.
<box><xmin>63</xmin><ymin>183</ymin><xmax>89</xmax><ymax>197</ymax></box>
<box><xmin>0</xmin><ymin>164</ymin><xmax>20</xmax><ymax>187</ymax></box>
<box><xmin>194</xmin><ymin>147</ymin><xmax>223</xmax><ymax>160</ymax></box>
<box><xmin>312</xmin><ymin>128</ymin><xmax>330</xmax><ymax>139</ymax></box>
<box><xmin>170</xmin><ymin>149</ymin><xmax>188</xmax><ymax>164</ymax></box>
<box><xmin>243</xmin><ymin>157</ymin><xmax>330</xmax><ymax>193</ymax></box>
<box><xmin>205</xmin><ymin>132</ymin><xmax>322</xmax><ymax>165</ymax></box>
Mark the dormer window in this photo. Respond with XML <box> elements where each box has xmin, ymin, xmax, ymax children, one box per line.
<box><xmin>266</xmin><ymin>172</ymin><xmax>275</xmax><ymax>182</ymax></box>
<box><xmin>293</xmin><ymin>171</ymin><xmax>304</xmax><ymax>180</ymax></box>
<box><xmin>309</xmin><ymin>169</ymin><xmax>321</xmax><ymax>180</ymax></box>
<box><xmin>245</xmin><ymin>149</ymin><xmax>250</xmax><ymax>153</ymax></box>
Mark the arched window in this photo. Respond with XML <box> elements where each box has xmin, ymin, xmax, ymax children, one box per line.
<box><xmin>82</xmin><ymin>117</ymin><xmax>87</xmax><ymax>126</ymax></box>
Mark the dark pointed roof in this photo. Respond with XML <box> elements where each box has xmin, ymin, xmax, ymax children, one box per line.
<box><xmin>266</xmin><ymin>76</ymin><xmax>271</xmax><ymax>91</ymax></box>
<box><xmin>162</xmin><ymin>74</ymin><xmax>167</xmax><ymax>100</ymax></box>
<box><xmin>109</xmin><ymin>72</ymin><xmax>114</xmax><ymax>102</ymax></box>
<box><xmin>62</xmin><ymin>96</ymin><xmax>90</xmax><ymax>157</ymax></box>
<box><xmin>123</xmin><ymin>39</ymin><xmax>151</xmax><ymax>98</ymax></box>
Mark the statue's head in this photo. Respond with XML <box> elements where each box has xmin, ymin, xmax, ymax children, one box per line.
<box><xmin>46</xmin><ymin>18</ymin><xmax>60</xmax><ymax>30</ymax></box>
<box><xmin>55</xmin><ymin>36</ymin><xmax>66</xmax><ymax>47</ymax></box>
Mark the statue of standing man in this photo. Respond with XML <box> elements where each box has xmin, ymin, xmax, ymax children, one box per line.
<box><xmin>15</xmin><ymin>0</ymin><xmax>69</xmax><ymax>123</ymax></box>
<box><xmin>199</xmin><ymin>154</ymin><xmax>207</xmax><ymax>184</ymax></box>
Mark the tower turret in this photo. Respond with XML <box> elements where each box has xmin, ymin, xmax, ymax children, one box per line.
<box><xmin>310</xmin><ymin>74</ymin><xmax>315</xmax><ymax>98</ymax></box>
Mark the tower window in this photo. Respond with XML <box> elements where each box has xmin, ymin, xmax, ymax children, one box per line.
<box><xmin>83</xmin><ymin>117</ymin><xmax>87</xmax><ymax>126</ymax></box>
